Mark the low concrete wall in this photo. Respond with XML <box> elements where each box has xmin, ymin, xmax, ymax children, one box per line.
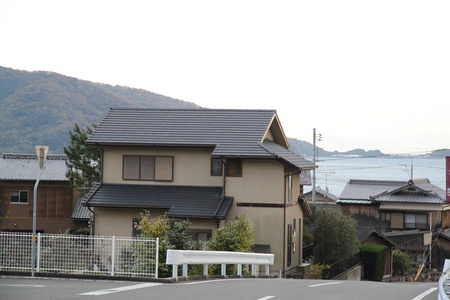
<box><xmin>334</xmin><ymin>265</ymin><xmax>362</xmax><ymax>281</ymax></box>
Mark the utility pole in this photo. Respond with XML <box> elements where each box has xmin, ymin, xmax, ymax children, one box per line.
<box><xmin>312</xmin><ymin>129</ymin><xmax>321</xmax><ymax>203</ymax></box>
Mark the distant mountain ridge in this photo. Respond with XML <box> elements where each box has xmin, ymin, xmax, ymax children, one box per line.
<box><xmin>288</xmin><ymin>138</ymin><xmax>385</xmax><ymax>158</ymax></box>
<box><xmin>1</xmin><ymin>66</ymin><xmax>402</xmax><ymax>157</ymax></box>
<box><xmin>0</xmin><ymin>66</ymin><xmax>199</xmax><ymax>153</ymax></box>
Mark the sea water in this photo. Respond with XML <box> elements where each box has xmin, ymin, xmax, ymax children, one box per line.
<box><xmin>310</xmin><ymin>156</ymin><xmax>446</xmax><ymax>197</ymax></box>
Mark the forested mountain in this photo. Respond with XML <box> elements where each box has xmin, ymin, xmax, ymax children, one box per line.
<box><xmin>1</xmin><ymin>66</ymin><xmax>387</xmax><ymax>157</ymax></box>
<box><xmin>0</xmin><ymin>67</ymin><xmax>198</xmax><ymax>153</ymax></box>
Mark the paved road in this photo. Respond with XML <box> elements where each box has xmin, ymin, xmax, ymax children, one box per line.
<box><xmin>0</xmin><ymin>276</ymin><xmax>440</xmax><ymax>300</ymax></box>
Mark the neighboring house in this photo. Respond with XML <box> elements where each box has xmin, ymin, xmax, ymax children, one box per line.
<box><xmin>337</xmin><ymin>178</ymin><xmax>450</xmax><ymax>268</ymax></box>
<box><xmin>303</xmin><ymin>186</ymin><xmax>339</xmax><ymax>203</ymax></box>
<box><xmin>0</xmin><ymin>153</ymin><xmax>89</xmax><ymax>233</ymax></box>
<box><xmin>83</xmin><ymin>108</ymin><xmax>316</xmax><ymax>276</ymax></box>
<box><xmin>358</xmin><ymin>229</ymin><xmax>396</xmax><ymax>278</ymax></box>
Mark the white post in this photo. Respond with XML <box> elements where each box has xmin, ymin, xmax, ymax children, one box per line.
<box><xmin>111</xmin><ymin>236</ymin><xmax>116</xmax><ymax>276</ymax></box>
<box><xmin>265</xmin><ymin>265</ymin><xmax>270</xmax><ymax>276</ymax></box>
<box><xmin>155</xmin><ymin>238</ymin><xmax>159</xmax><ymax>279</ymax></box>
<box><xmin>36</xmin><ymin>233</ymin><xmax>41</xmax><ymax>272</ymax></box>
<box><xmin>221</xmin><ymin>264</ymin><xmax>226</xmax><ymax>276</ymax></box>
<box><xmin>183</xmin><ymin>264</ymin><xmax>188</xmax><ymax>277</ymax></box>
<box><xmin>237</xmin><ymin>264</ymin><xmax>242</xmax><ymax>276</ymax></box>
<box><xmin>172</xmin><ymin>265</ymin><xmax>178</xmax><ymax>279</ymax></box>
<box><xmin>252</xmin><ymin>264</ymin><xmax>256</xmax><ymax>276</ymax></box>
<box><xmin>203</xmin><ymin>264</ymin><xmax>208</xmax><ymax>276</ymax></box>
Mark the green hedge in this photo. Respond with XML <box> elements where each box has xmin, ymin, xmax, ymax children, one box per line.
<box><xmin>360</xmin><ymin>243</ymin><xmax>387</xmax><ymax>281</ymax></box>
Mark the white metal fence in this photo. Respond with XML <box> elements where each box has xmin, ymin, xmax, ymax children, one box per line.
<box><xmin>0</xmin><ymin>232</ymin><xmax>159</xmax><ymax>278</ymax></box>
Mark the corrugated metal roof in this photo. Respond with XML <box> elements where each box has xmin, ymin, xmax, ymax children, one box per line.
<box><xmin>0</xmin><ymin>153</ymin><xmax>68</xmax><ymax>181</ymax></box>
<box><xmin>87</xmin><ymin>109</ymin><xmax>314</xmax><ymax>170</ymax></box>
<box><xmin>339</xmin><ymin>179</ymin><xmax>445</xmax><ymax>204</ymax></box>
<box><xmin>83</xmin><ymin>183</ymin><xmax>233</xmax><ymax>219</ymax></box>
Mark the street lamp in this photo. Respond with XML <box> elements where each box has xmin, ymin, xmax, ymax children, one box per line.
<box><xmin>31</xmin><ymin>146</ymin><xmax>49</xmax><ymax>277</ymax></box>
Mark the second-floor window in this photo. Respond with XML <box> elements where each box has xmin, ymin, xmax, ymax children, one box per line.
<box><xmin>211</xmin><ymin>158</ymin><xmax>242</xmax><ymax>177</ymax></box>
<box><xmin>405</xmin><ymin>213</ymin><xmax>428</xmax><ymax>230</ymax></box>
<box><xmin>11</xmin><ymin>190</ymin><xmax>28</xmax><ymax>204</ymax></box>
<box><xmin>123</xmin><ymin>155</ymin><xmax>173</xmax><ymax>181</ymax></box>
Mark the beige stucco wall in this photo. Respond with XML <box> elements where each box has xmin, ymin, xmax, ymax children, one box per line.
<box><xmin>95</xmin><ymin>207</ymin><xmax>219</xmax><ymax>237</ymax></box>
<box><xmin>102</xmin><ymin>146</ymin><xmax>222</xmax><ymax>187</ymax></box>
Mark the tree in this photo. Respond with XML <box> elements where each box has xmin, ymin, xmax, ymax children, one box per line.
<box><xmin>135</xmin><ymin>211</ymin><xmax>199</xmax><ymax>277</ymax></box>
<box><xmin>63</xmin><ymin>123</ymin><xmax>101</xmax><ymax>195</ymax></box>
<box><xmin>313</xmin><ymin>208</ymin><xmax>360</xmax><ymax>265</ymax></box>
<box><xmin>207</xmin><ymin>213</ymin><xmax>255</xmax><ymax>252</ymax></box>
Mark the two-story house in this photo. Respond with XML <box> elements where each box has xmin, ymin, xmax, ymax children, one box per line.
<box><xmin>338</xmin><ymin>178</ymin><xmax>450</xmax><ymax>267</ymax></box>
<box><xmin>0</xmin><ymin>153</ymin><xmax>88</xmax><ymax>233</ymax></box>
<box><xmin>82</xmin><ymin>108</ymin><xmax>316</xmax><ymax>276</ymax></box>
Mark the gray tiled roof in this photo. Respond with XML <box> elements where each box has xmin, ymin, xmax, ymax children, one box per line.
<box><xmin>303</xmin><ymin>186</ymin><xmax>339</xmax><ymax>201</ymax></box>
<box><xmin>261</xmin><ymin>140</ymin><xmax>316</xmax><ymax>169</ymax></box>
<box><xmin>87</xmin><ymin>108</ymin><xmax>315</xmax><ymax>169</ymax></box>
<box><xmin>71</xmin><ymin>196</ymin><xmax>91</xmax><ymax>220</ymax></box>
<box><xmin>0</xmin><ymin>153</ymin><xmax>68</xmax><ymax>181</ymax></box>
<box><xmin>339</xmin><ymin>179</ymin><xmax>445</xmax><ymax>204</ymax></box>
<box><xmin>83</xmin><ymin>183</ymin><xmax>233</xmax><ymax>219</ymax></box>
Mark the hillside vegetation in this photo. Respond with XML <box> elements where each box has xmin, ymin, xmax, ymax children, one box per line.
<box><xmin>0</xmin><ymin>67</ymin><xmax>198</xmax><ymax>153</ymax></box>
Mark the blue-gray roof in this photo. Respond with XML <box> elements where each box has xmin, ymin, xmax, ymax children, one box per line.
<box><xmin>83</xmin><ymin>183</ymin><xmax>233</xmax><ymax>219</ymax></box>
<box><xmin>339</xmin><ymin>179</ymin><xmax>445</xmax><ymax>204</ymax></box>
<box><xmin>0</xmin><ymin>153</ymin><xmax>68</xmax><ymax>181</ymax></box>
<box><xmin>87</xmin><ymin>108</ymin><xmax>315</xmax><ymax>170</ymax></box>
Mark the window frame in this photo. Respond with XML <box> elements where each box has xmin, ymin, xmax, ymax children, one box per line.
<box><xmin>10</xmin><ymin>190</ymin><xmax>29</xmax><ymax>204</ymax></box>
<box><xmin>225</xmin><ymin>158</ymin><xmax>242</xmax><ymax>177</ymax></box>
<box><xmin>211</xmin><ymin>158</ymin><xmax>223</xmax><ymax>176</ymax></box>
<box><xmin>123</xmin><ymin>155</ymin><xmax>174</xmax><ymax>182</ymax></box>
<box><xmin>404</xmin><ymin>213</ymin><xmax>428</xmax><ymax>230</ymax></box>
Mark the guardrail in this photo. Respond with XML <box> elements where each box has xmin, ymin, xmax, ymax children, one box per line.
<box><xmin>166</xmin><ymin>250</ymin><xmax>274</xmax><ymax>280</ymax></box>
<box><xmin>438</xmin><ymin>259</ymin><xmax>450</xmax><ymax>300</ymax></box>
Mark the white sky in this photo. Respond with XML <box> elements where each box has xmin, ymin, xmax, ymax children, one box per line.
<box><xmin>1</xmin><ymin>0</ymin><xmax>449</xmax><ymax>154</ymax></box>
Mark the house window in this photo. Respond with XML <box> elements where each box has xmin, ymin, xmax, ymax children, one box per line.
<box><xmin>226</xmin><ymin>159</ymin><xmax>242</xmax><ymax>177</ymax></box>
<box><xmin>190</xmin><ymin>229</ymin><xmax>212</xmax><ymax>244</ymax></box>
<box><xmin>123</xmin><ymin>155</ymin><xmax>173</xmax><ymax>181</ymax></box>
<box><xmin>405</xmin><ymin>213</ymin><xmax>428</xmax><ymax>230</ymax></box>
<box><xmin>211</xmin><ymin>158</ymin><xmax>222</xmax><ymax>176</ymax></box>
<box><xmin>380</xmin><ymin>212</ymin><xmax>391</xmax><ymax>222</ymax></box>
<box><xmin>11</xmin><ymin>190</ymin><xmax>28</xmax><ymax>204</ymax></box>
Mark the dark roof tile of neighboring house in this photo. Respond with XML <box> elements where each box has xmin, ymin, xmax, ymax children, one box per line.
<box><xmin>87</xmin><ymin>108</ymin><xmax>315</xmax><ymax>170</ymax></box>
<box><xmin>83</xmin><ymin>183</ymin><xmax>233</xmax><ymax>219</ymax></box>
<box><xmin>0</xmin><ymin>153</ymin><xmax>68</xmax><ymax>181</ymax></box>
<box><xmin>303</xmin><ymin>186</ymin><xmax>339</xmax><ymax>201</ymax></box>
<box><xmin>338</xmin><ymin>179</ymin><xmax>445</xmax><ymax>204</ymax></box>
<box><xmin>71</xmin><ymin>196</ymin><xmax>91</xmax><ymax>220</ymax></box>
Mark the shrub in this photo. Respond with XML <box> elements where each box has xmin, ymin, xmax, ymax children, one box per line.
<box><xmin>207</xmin><ymin>213</ymin><xmax>255</xmax><ymax>275</ymax></box>
<box><xmin>303</xmin><ymin>264</ymin><xmax>330</xmax><ymax>279</ymax></box>
<box><xmin>135</xmin><ymin>210</ymin><xmax>200</xmax><ymax>277</ymax></box>
<box><xmin>393</xmin><ymin>250</ymin><xmax>412</xmax><ymax>276</ymax></box>
<box><xmin>360</xmin><ymin>243</ymin><xmax>387</xmax><ymax>281</ymax></box>
<box><xmin>313</xmin><ymin>209</ymin><xmax>360</xmax><ymax>265</ymax></box>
